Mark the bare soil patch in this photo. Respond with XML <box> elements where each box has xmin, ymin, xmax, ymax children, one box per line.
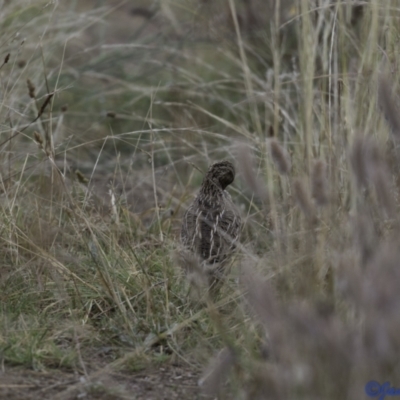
<box><xmin>0</xmin><ymin>364</ymin><xmax>202</xmax><ymax>400</ymax></box>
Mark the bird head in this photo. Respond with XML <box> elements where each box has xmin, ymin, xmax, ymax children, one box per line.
<box><xmin>204</xmin><ymin>160</ymin><xmax>235</xmax><ymax>190</ymax></box>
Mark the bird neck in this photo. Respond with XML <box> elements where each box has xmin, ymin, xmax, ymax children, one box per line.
<box><xmin>198</xmin><ymin>179</ymin><xmax>225</xmax><ymax>207</ymax></box>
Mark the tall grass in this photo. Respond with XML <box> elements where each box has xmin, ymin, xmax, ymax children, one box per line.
<box><xmin>1</xmin><ymin>0</ymin><xmax>400</xmax><ymax>398</ymax></box>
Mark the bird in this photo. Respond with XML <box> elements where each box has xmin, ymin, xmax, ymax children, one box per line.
<box><xmin>180</xmin><ymin>160</ymin><xmax>241</xmax><ymax>295</ymax></box>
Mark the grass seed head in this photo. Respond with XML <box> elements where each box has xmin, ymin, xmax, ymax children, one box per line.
<box><xmin>241</xmin><ymin>262</ymin><xmax>280</xmax><ymax>327</ymax></box>
<box><xmin>372</xmin><ymin>165</ymin><xmax>395</xmax><ymax>218</ymax></box>
<box><xmin>199</xmin><ymin>347</ymin><xmax>235</xmax><ymax>398</ymax></box>
<box><xmin>293</xmin><ymin>178</ymin><xmax>316</xmax><ymax>222</ymax></box>
<box><xmin>350</xmin><ymin>133</ymin><xmax>380</xmax><ymax>190</ymax></box>
<box><xmin>311</xmin><ymin>160</ymin><xmax>329</xmax><ymax>206</ymax></box>
<box><xmin>27</xmin><ymin>78</ymin><xmax>36</xmax><ymax>98</ymax></box>
<box><xmin>352</xmin><ymin>214</ymin><xmax>376</xmax><ymax>265</ymax></box>
<box><xmin>237</xmin><ymin>143</ymin><xmax>268</xmax><ymax>201</ymax></box>
<box><xmin>38</xmin><ymin>93</ymin><xmax>54</xmax><ymax>117</ymax></box>
<box><xmin>378</xmin><ymin>74</ymin><xmax>400</xmax><ymax>138</ymax></box>
<box><xmin>33</xmin><ymin>131</ymin><xmax>43</xmax><ymax>146</ymax></box>
<box><xmin>269</xmin><ymin>139</ymin><xmax>291</xmax><ymax>175</ymax></box>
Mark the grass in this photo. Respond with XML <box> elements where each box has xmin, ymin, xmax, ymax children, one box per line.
<box><xmin>1</xmin><ymin>0</ymin><xmax>400</xmax><ymax>398</ymax></box>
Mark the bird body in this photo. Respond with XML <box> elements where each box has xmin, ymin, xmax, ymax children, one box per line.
<box><xmin>180</xmin><ymin>161</ymin><xmax>241</xmax><ymax>292</ymax></box>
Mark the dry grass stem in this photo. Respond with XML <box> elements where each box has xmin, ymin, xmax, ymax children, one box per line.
<box><xmin>311</xmin><ymin>160</ymin><xmax>329</xmax><ymax>206</ymax></box>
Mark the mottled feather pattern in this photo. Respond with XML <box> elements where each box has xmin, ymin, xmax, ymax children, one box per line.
<box><xmin>180</xmin><ymin>161</ymin><xmax>241</xmax><ymax>291</ymax></box>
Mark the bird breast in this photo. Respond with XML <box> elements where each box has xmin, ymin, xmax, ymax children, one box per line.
<box><xmin>181</xmin><ymin>191</ymin><xmax>241</xmax><ymax>264</ymax></box>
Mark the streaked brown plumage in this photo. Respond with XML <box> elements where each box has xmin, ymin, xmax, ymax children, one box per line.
<box><xmin>180</xmin><ymin>161</ymin><xmax>241</xmax><ymax>292</ymax></box>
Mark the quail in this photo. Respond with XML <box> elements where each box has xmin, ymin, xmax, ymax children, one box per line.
<box><xmin>180</xmin><ymin>160</ymin><xmax>241</xmax><ymax>294</ymax></box>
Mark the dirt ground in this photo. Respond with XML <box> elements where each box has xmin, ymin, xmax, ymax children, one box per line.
<box><xmin>0</xmin><ymin>364</ymin><xmax>202</xmax><ymax>400</ymax></box>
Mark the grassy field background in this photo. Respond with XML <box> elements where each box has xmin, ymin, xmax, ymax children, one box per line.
<box><xmin>1</xmin><ymin>0</ymin><xmax>400</xmax><ymax>399</ymax></box>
